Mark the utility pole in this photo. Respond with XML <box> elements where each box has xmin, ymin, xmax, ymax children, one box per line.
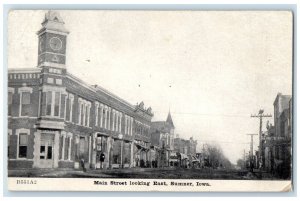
<box><xmin>246</xmin><ymin>134</ymin><xmax>258</xmax><ymax>172</ymax></box>
<box><xmin>251</xmin><ymin>109</ymin><xmax>272</xmax><ymax>170</ymax></box>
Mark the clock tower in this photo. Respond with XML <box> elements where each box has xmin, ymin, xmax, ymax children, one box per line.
<box><xmin>37</xmin><ymin>10</ymin><xmax>69</xmax><ymax>69</ymax></box>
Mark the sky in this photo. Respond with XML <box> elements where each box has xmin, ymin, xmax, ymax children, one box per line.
<box><xmin>8</xmin><ymin>10</ymin><xmax>293</xmax><ymax>164</ymax></box>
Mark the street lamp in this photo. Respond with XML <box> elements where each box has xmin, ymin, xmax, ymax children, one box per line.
<box><xmin>118</xmin><ymin>134</ymin><xmax>124</xmax><ymax>168</ymax></box>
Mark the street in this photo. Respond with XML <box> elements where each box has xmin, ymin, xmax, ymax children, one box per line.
<box><xmin>8</xmin><ymin>167</ymin><xmax>277</xmax><ymax>180</ymax></box>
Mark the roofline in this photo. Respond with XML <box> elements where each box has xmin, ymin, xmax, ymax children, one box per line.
<box><xmin>8</xmin><ymin>68</ymin><xmax>151</xmax><ymax>116</ymax></box>
<box><xmin>273</xmin><ymin>93</ymin><xmax>292</xmax><ymax>106</ymax></box>
<box><xmin>8</xmin><ymin>68</ymin><xmax>41</xmax><ymax>73</ymax></box>
<box><xmin>66</xmin><ymin>72</ymin><xmax>136</xmax><ymax>110</ymax></box>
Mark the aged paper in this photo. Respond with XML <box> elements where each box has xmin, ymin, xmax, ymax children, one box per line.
<box><xmin>7</xmin><ymin>10</ymin><xmax>293</xmax><ymax>192</ymax></box>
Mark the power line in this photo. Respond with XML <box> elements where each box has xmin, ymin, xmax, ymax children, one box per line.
<box><xmin>152</xmin><ymin>111</ymin><xmax>251</xmax><ymax>118</ymax></box>
<box><xmin>199</xmin><ymin>140</ymin><xmax>250</xmax><ymax>145</ymax></box>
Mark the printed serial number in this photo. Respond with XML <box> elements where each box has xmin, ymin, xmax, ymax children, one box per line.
<box><xmin>16</xmin><ymin>179</ymin><xmax>37</xmax><ymax>185</ymax></box>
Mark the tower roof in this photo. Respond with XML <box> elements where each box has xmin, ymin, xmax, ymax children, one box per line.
<box><xmin>166</xmin><ymin>111</ymin><xmax>175</xmax><ymax>128</ymax></box>
<box><xmin>37</xmin><ymin>10</ymin><xmax>69</xmax><ymax>35</ymax></box>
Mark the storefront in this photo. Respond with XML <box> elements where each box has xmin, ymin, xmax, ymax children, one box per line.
<box><xmin>33</xmin><ymin>129</ymin><xmax>60</xmax><ymax>169</ymax></box>
<box><xmin>133</xmin><ymin>140</ymin><xmax>150</xmax><ymax>168</ymax></box>
<box><xmin>94</xmin><ymin>133</ymin><xmax>109</xmax><ymax>169</ymax></box>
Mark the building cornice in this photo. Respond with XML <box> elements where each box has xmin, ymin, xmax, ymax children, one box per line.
<box><xmin>66</xmin><ymin>72</ymin><xmax>136</xmax><ymax>110</ymax></box>
<box><xmin>37</xmin><ymin>62</ymin><xmax>66</xmax><ymax>69</ymax></box>
<box><xmin>8</xmin><ymin>68</ymin><xmax>41</xmax><ymax>73</ymax></box>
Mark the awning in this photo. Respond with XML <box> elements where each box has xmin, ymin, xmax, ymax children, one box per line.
<box><xmin>135</xmin><ymin>143</ymin><xmax>148</xmax><ymax>150</ymax></box>
<box><xmin>191</xmin><ymin>156</ymin><xmax>198</xmax><ymax>162</ymax></box>
<box><xmin>180</xmin><ymin>153</ymin><xmax>188</xmax><ymax>160</ymax></box>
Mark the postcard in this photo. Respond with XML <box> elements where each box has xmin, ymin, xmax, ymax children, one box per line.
<box><xmin>7</xmin><ymin>10</ymin><xmax>293</xmax><ymax>192</ymax></box>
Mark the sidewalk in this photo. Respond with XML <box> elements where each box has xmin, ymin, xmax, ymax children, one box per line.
<box><xmin>8</xmin><ymin>168</ymin><xmax>81</xmax><ymax>178</ymax></box>
<box><xmin>8</xmin><ymin>167</ymin><xmax>283</xmax><ymax>179</ymax></box>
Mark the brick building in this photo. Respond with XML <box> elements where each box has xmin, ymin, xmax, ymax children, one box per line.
<box><xmin>7</xmin><ymin>11</ymin><xmax>153</xmax><ymax>170</ymax></box>
<box><xmin>174</xmin><ymin>136</ymin><xmax>197</xmax><ymax>156</ymax></box>
<box><xmin>263</xmin><ymin>93</ymin><xmax>292</xmax><ymax>178</ymax></box>
<box><xmin>150</xmin><ymin>112</ymin><xmax>175</xmax><ymax>167</ymax></box>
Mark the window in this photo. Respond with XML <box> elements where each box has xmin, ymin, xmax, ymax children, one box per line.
<box><xmin>79</xmin><ymin>137</ymin><xmax>85</xmax><ymax>156</ymax></box>
<box><xmin>8</xmin><ymin>92</ymin><xmax>13</xmax><ymax>116</ymax></box>
<box><xmin>102</xmin><ymin>108</ymin><xmax>106</xmax><ymax>128</ymax></box>
<box><xmin>102</xmin><ymin>137</ymin><xmax>107</xmax><ymax>152</ymax></box>
<box><xmin>21</xmin><ymin>92</ymin><xmax>31</xmax><ymax>116</ymax></box>
<box><xmin>40</xmin><ymin>146</ymin><xmax>46</xmax><ymax>159</ymax></box>
<box><xmin>95</xmin><ymin>103</ymin><xmax>99</xmax><ymax>126</ymax></box>
<box><xmin>130</xmin><ymin>118</ymin><xmax>133</xmax><ymax>135</ymax></box>
<box><xmin>46</xmin><ymin>91</ymin><xmax>61</xmax><ymax>117</ymax></box>
<box><xmin>100</xmin><ymin>105</ymin><xmax>103</xmax><ymax>127</ymax></box>
<box><xmin>82</xmin><ymin>105</ymin><xmax>86</xmax><ymax>126</ymax></box>
<box><xmin>67</xmin><ymin>136</ymin><xmax>72</xmax><ymax>160</ymax></box>
<box><xmin>81</xmin><ymin>104</ymin><xmax>84</xmax><ymax>125</ymax></box>
<box><xmin>85</xmin><ymin>105</ymin><xmax>90</xmax><ymax>127</ymax></box>
<box><xmin>129</xmin><ymin>118</ymin><xmax>131</xmax><ymax>135</ymax></box>
<box><xmin>128</xmin><ymin>118</ymin><xmax>131</xmax><ymax>134</ymax></box>
<box><xmin>107</xmin><ymin>108</ymin><xmax>111</xmax><ymax>130</ymax></box>
<box><xmin>78</xmin><ymin>98</ymin><xmax>91</xmax><ymax>127</ymax></box>
<box><xmin>166</xmin><ymin>135</ymin><xmax>169</xmax><ymax>145</ymax></box>
<box><xmin>56</xmin><ymin>79</ymin><xmax>62</xmax><ymax>85</ymax></box>
<box><xmin>19</xmin><ymin>133</ymin><xmax>28</xmax><ymax>158</ymax></box>
<box><xmin>127</xmin><ymin>117</ymin><xmax>130</xmax><ymax>135</ymax></box>
<box><xmin>78</xmin><ymin>102</ymin><xmax>81</xmax><ymax>124</ymax></box>
<box><xmin>47</xmin><ymin>77</ymin><xmax>54</xmax><ymax>84</ymax></box>
<box><xmin>47</xmin><ymin>146</ymin><xmax>53</xmax><ymax>159</ymax></box>
<box><xmin>98</xmin><ymin>107</ymin><xmax>101</xmax><ymax>126</ymax></box>
<box><xmin>65</xmin><ymin>98</ymin><xmax>70</xmax><ymax>121</ymax></box>
<box><xmin>105</xmin><ymin>108</ymin><xmax>109</xmax><ymax>129</ymax></box>
<box><xmin>119</xmin><ymin>113</ymin><xmax>122</xmax><ymax>132</ymax></box>
<box><xmin>112</xmin><ymin>110</ymin><xmax>115</xmax><ymax>131</ymax></box>
<box><xmin>115</xmin><ymin>112</ymin><xmax>118</xmax><ymax>131</ymax></box>
<box><xmin>46</xmin><ymin>91</ymin><xmax>52</xmax><ymax>116</ymax></box>
<box><xmin>96</xmin><ymin>136</ymin><xmax>102</xmax><ymax>151</ymax></box>
<box><xmin>54</xmin><ymin>92</ymin><xmax>60</xmax><ymax>117</ymax></box>
<box><xmin>125</xmin><ymin>116</ymin><xmax>128</xmax><ymax>134</ymax></box>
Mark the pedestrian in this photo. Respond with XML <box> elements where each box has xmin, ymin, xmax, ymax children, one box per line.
<box><xmin>100</xmin><ymin>152</ymin><xmax>105</xmax><ymax>169</ymax></box>
<box><xmin>140</xmin><ymin>159</ymin><xmax>144</xmax><ymax>168</ymax></box>
<box><xmin>81</xmin><ymin>158</ymin><xmax>86</xmax><ymax>172</ymax></box>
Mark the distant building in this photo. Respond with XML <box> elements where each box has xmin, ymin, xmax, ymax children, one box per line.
<box><xmin>174</xmin><ymin>137</ymin><xmax>197</xmax><ymax>156</ymax></box>
<box><xmin>188</xmin><ymin>137</ymin><xmax>197</xmax><ymax>156</ymax></box>
<box><xmin>174</xmin><ymin>137</ymin><xmax>185</xmax><ymax>154</ymax></box>
<box><xmin>150</xmin><ymin>112</ymin><xmax>175</xmax><ymax>167</ymax></box>
<box><xmin>172</xmin><ymin>136</ymin><xmax>198</xmax><ymax>168</ymax></box>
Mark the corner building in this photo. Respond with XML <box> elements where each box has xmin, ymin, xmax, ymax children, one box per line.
<box><xmin>8</xmin><ymin>11</ymin><xmax>153</xmax><ymax>169</ymax></box>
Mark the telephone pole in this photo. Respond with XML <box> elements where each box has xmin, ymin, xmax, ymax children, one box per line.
<box><xmin>251</xmin><ymin>109</ymin><xmax>272</xmax><ymax>170</ymax></box>
<box><xmin>246</xmin><ymin>134</ymin><xmax>258</xmax><ymax>172</ymax></box>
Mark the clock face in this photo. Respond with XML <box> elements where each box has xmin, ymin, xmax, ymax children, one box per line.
<box><xmin>49</xmin><ymin>37</ymin><xmax>62</xmax><ymax>51</ymax></box>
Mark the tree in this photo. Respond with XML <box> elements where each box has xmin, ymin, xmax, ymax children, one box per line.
<box><xmin>202</xmin><ymin>143</ymin><xmax>232</xmax><ymax>169</ymax></box>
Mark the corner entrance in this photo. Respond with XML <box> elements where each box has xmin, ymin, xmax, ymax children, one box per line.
<box><xmin>38</xmin><ymin>134</ymin><xmax>55</xmax><ymax>168</ymax></box>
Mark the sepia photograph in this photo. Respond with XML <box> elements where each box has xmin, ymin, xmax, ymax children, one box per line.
<box><xmin>6</xmin><ymin>10</ymin><xmax>293</xmax><ymax>192</ymax></box>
